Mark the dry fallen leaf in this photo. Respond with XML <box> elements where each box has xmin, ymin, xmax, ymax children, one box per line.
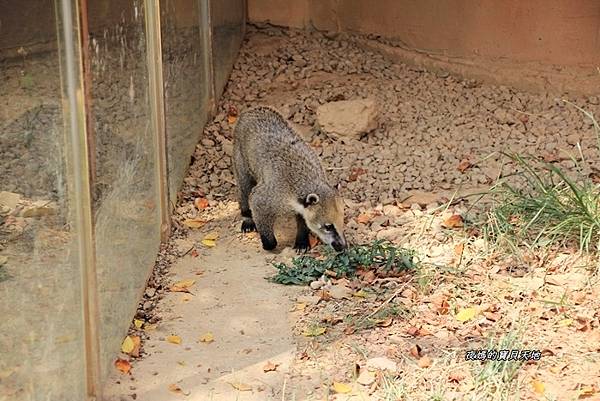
<box><xmin>194</xmin><ymin>197</ymin><xmax>209</xmax><ymax>210</ymax></box>
<box><xmin>130</xmin><ymin>336</ymin><xmax>141</xmax><ymax>357</ymax></box>
<box><xmin>531</xmin><ymin>379</ymin><xmax>545</xmax><ymax>395</ymax></box>
<box><xmin>442</xmin><ymin>214</ymin><xmax>464</xmax><ymax>229</ymax></box>
<box><xmin>418</xmin><ymin>356</ymin><xmax>432</xmax><ymax>368</ymax></box>
<box><xmin>578</xmin><ymin>385</ymin><xmax>597</xmax><ymax>398</ymax></box>
<box><xmin>166</xmin><ymin>335</ymin><xmax>181</xmax><ymax>345</ymax></box>
<box><xmin>228</xmin><ymin>381</ymin><xmax>252</xmax><ymax>391</ymax></box>
<box><xmin>168</xmin><ymin>383</ymin><xmax>190</xmax><ymax>396</ymax></box>
<box><xmin>199</xmin><ymin>332</ymin><xmax>214</xmax><ymax>343</ymax></box>
<box><xmin>332</xmin><ymin>381</ymin><xmax>352</xmax><ymax>394</ymax></box>
<box><xmin>483</xmin><ymin>311</ymin><xmax>501</xmax><ymax>322</ymax></box>
<box><xmin>308</xmin><ymin>234</ymin><xmax>319</xmax><ymax>248</ymax></box>
<box><xmin>303</xmin><ymin>326</ymin><xmax>326</xmax><ymax>337</ymax></box>
<box><xmin>133</xmin><ymin>319</ymin><xmax>143</xmax><ymax>329</ymax></box>
<box><xmin>409</xmin><ymin>344</ymin><xmax>422</xmax><ymax>358</ymax></box>
<box><xmin>170</xmin><ymin>279</ymin><xmax>196</xmax><ymax>293</ymax></box>
<box><xmin>376</xmin><ymin>317</ymin><xmax>393</xmax><ymax>327</ymax></box>
<box><xmin>183</xmin><ymin>218</ymin><xmax>205</xmax><ymax>229</ymax></box>
<box><xmin>557</xmin><ymin>318</ymin><xmax>573</xmax><ymax>327</ymax></box>
<box><xmin>262</xmin><ymin>361</ymin><xmax>279</xmax><ymax>372</ymax></box>
<box><xmin>201</xmin><ymin>232</ymin><xmax>218</xmax><ymax>247</ymax></box>
<box><xmin>356</xmin><ymin>213</ymin><xmax>372</xmax><ymax>224</ymax></box>
<box><xmin>456</xmin><ymin>307</ymin><xmax>478</xmax><ymax>322</ymax></box>
<box><xmin>121</xmin><ymin>336</ymin><xmax>135</xmax><ymax>354</ymax></box>
<box><xmin>457</xmin><ymin>159</ymin><xmax>473</xmax><ymax>173</ymax></box>
<box><xmin>114</xmin><ymin>358</ymin><xmax>131</xmax><ymax>374</ymax></box>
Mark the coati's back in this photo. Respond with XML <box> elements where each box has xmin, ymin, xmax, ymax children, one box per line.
<box><xmin>232</xmin><ymin>106</ymin><xmax>347</xmax><ymax>252</ymax></box>
<box><xmin>233</xmin><ymin>106</ymin><xmax>327</xmax><ymax>188</ymax></box>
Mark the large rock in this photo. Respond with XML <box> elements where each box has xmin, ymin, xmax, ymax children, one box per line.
<box><xmin>316</xmin><ymin>98</ymin><xmax>378</xmax><ymax>140</ymax></box>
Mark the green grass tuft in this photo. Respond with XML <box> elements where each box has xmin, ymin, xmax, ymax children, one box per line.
<box><xmin>486</xmin><ymin>153</ymin><xmax>600</xmax><ymax>252</ymax></box>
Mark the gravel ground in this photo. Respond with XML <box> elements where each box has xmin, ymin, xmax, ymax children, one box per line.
<box><xmin>183</xmin><ymin>24</ymin><xmax>600</xmax><ymax>214</ymax></box>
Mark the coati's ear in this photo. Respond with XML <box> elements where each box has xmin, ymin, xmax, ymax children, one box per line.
<box><xmin>303</xmin><ymin>193</ymin><xmax>320</xmax><ymax>207</ymax></box>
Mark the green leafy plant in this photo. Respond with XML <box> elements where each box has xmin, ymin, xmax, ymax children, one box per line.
<box><xmin>271</xmin><ymin>240</ymin><xmax>418</xmax><ymax>285</ymax></box>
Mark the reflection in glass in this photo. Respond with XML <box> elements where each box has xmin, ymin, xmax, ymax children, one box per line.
<box><xmin>210</xmin><ymin>0</ymin><xmax>245</xmax><ymax>97</ymax></box>
<box><xmin>0</xmin><ymin>1</ymin><xmax>87</xmax><ymax>400</ymax></box>
<box><xmin>86</xmin><ymin>0</ymin><xmax>162</xmax><ymax>380</ymax></box>
<box><xmin>162</xmin><ymin>0</ymin><xmax>210</xmax><ymax>204</ymax></box>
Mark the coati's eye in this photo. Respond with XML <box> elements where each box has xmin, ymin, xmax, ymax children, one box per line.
<box><xmin>323</xmin><ymin>224</ymin><xmax>335</xmax><ymax>232</ymax></box>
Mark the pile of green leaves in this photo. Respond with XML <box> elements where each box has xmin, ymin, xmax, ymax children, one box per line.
<box><xmin>271</xmin><ymin>240</ymin><xmax>417</xmax><ymax>285</ymax></box>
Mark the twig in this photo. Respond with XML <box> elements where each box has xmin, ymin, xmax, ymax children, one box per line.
<box><xmin>365</xmin><ymin>277</ymin><xmax>414</xmax><ymax>320</ymax></box>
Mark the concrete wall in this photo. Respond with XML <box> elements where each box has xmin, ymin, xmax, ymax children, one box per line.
<box><xmin>248</xmin><ymin>0</ymin><xmax>600</xmax><ymax>93</ymax></box>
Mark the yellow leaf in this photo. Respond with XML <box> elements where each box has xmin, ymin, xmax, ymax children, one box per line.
<box><xmin>121</xmin><ymin>336</ymin><xmax>135</xmax><ymax>354</ymax></box>
<box><xmin>133</xmin><ymin>319</ymin><xmax>143</xmax><ymax>329</ymax></box>
<box><xmin>144</xmin><ymin>323</ymin><xmax>157</xmax><ymax>332</ymax></box>
<box><xmin>201</xmin><ymin>239</ymin><xmax>216</xmax><ymax>247</ymax></box>
<box><xmin>228</xmin><ymin>381</ymin><xmax>252</xmax><ymax>391</ymax></box>
<box><xmin>353</xmin><ymin>290</ymin><xmax>367</xmax><ymax>298</ymax></box>
<box><xmin>558</xmin><ymin>318</ymin><xmax>573</xmax><ymax>327</ymax></box>
<box><xmin>332</xmin><ymin>381</ymin><xmax>352</xmax><ymax>394</ymax></box>
<box><xmin>199</xmin><ymin>332</ymin><xmax>214</xmax><ymax>343</ymax></box>
<box><xmin>303</xmin><ymin>326</ymin><xmax>326</xmax><ymax>337</ymax></box>
<box><xmin>183</xmin><ymin>218</ymin><xmax>205</xmax><ymax>229</ymax></box>
<box><xmin>171</xmin><ymin>279</ymin><xmax>196</xmax><ymax>292</ymax></box>
<box><xmin>203</xmin><ymin>232</ymin><xmax>219</xmax><ymax>240</ymax></box>
<box><xmin>166</xmin><ymin>335</ymin><xmax>181</xmax><ymax>344</ymax></box>
<box><xmin>293</xmin><ymin>302</ymin><xmax>306</xmax><ymax>311</ymax></box>
<box><xmin>531</xmin><ymin>379</ymin><xmax>545</xmax><ymax>395</ymax></box>
<box><xmin>579</xmin><ymin>385</ymin><xmax>597</xmax><ymax>398</ymax></box>
<box><xmin>456</xmin><ymin>307</ymin><xmax>478</xmax><ymax>322</ymax></box>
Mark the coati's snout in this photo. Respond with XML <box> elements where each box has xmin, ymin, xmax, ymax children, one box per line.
<box><xmin>301</xmin><ymin>193</ymin><xmax>347</xmax><ymax>252</ymax></box>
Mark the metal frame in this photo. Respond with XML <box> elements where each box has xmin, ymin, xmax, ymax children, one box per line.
<box><xmin>56</xmin><ymin>0</ymin><xmax>102</xmax><ymax>399</ymax></box>
<box><xmin>144</xmin><ymin>0</ymin><xmax>171</xmax><ymax>241</ymax></box>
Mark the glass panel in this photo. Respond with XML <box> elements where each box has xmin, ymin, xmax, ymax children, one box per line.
<box><xmin>0</xmin><ymin>1</ymin><xmax>87</xmax><ymax>400</ymax></box>
<box><xmin>161</xmin><ymin>0</ymin><xmax>210</xmax><ymax>204</ymax></box>
<box><xmin>86</xmin><ymin>0</ymin><xmax>162</xmax><ymax>381</ymax></box>
<box><xmin>210</xmin><ymin>0</ymin><xmax>245</xmax><ymax>97</ymax></box>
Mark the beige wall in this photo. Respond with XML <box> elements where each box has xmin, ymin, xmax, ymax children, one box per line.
<box><xmin>248</xmin><ymin>0</ymin><xmax>600</xmax><ymax>68</ymax></box>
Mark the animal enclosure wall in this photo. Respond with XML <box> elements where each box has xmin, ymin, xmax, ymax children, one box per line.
<box><xmin>248</xmin><ymin>0</ymin><xmax>600</xmax><ymax>94</ymax></box>
<box><xmin>0</xmin><ymin>1</ymin><xmax>245</xmax><ymax>400</ymax></box>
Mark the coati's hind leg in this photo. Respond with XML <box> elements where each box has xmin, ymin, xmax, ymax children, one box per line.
<box><xmin>294</xmin><ymin>214</ymin><xmax>311</xmax><ymax>252</ymax></box>
<box><xmin>249</xmin><ymin>184</ymin><xmax>277</xmax><ymax>251</ymax></box>
<box><xmin>233</xmin><ymin>150</ymin><xmax>257</xmax><ymax>232</ymax></box>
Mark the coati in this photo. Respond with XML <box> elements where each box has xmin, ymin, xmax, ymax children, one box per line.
<box><xmin>232</xmin><ymin>106</ymin><xmax>347</xmax><ymax>252</ymax></box>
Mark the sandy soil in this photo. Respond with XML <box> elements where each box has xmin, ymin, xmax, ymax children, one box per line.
<box><xmin>105</xmin><ymin>24</ymin><xmax>600</xmax><ymax>401</ymax></box>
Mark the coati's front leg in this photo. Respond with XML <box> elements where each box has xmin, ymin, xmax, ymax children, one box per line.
<box><xmin>249</xmin><ymin>185</ymin><xmax>277</xmax><ymax>251</ymax></box>
<box><xmin>294</xmin><ymin>214</ymin><xmax>311</xmax><ymax>252</ymax></box>
<box><xmin>233</xmin><ymin>150</ymin><xmax>257</xmax><ymax>232</ymax></box>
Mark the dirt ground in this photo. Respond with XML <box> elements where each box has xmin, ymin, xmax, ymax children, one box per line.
<box><xmin>104</xmin><ymin>25</ymin><xmax>600</xmax><ymax>401</ymax></box>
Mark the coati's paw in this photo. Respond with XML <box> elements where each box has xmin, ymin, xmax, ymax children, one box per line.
<box><xmin>260</xmin><ymin>235</ymin><xmax>277</xmax><ymax>251</ymax></box>
<box><xmin>241</xmin><ymin>220</ymin><xmax>257</xmax><ymax>232</ymax></box>
<box><xmin>293</xmin><ymin>239</ymin><xmax>311</xmax><ymax>253</ymax></box>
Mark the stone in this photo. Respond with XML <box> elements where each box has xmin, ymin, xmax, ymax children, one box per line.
<box><xmin>316</xmin><ymin>98</ymin><xmax>378</xmax><ymax>140</ymax></box>
<box><xmin>366</xmin><ymin>356</ymin><xmax>398</xmax><ymax>372</ymax></box>
<box><xmin>375</xmin><ymin>227</ymin><xmax>404</xmax><ymax>241</ymax></box>
<box><xmin>356</xmin><ymin>370</ymin><xmax>376</xmax><ymax>386</ymax></box>
<box><xmin>0</xmin><ymin>191</ymin><xmax>21</xmax><ymax>210</ymax></box>
<box><xmin>328</xmin><ymin>284</ymin><xmax>352</xmax><ymax>299</ymax></box>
